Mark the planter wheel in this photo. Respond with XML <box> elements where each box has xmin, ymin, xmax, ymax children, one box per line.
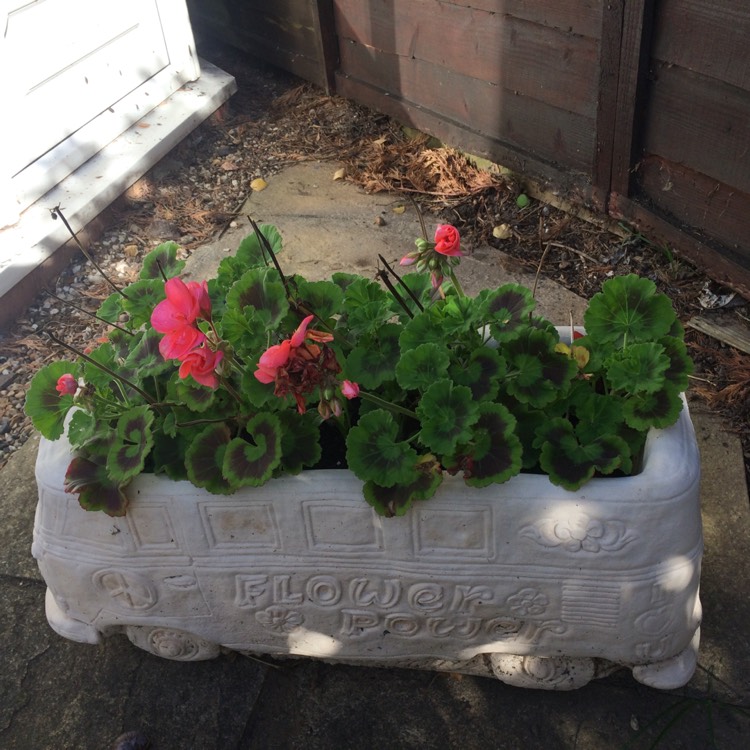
<box><xmin>489</xmin><ymin>654</ymin><xmax>597</xmax><ymax>690</ymax></box>
<box><xmin>124</xmin><ymin>626</ymin><xmax>220</xmax><ymax>661</ymax></box>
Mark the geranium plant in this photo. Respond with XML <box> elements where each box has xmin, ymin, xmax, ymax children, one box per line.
<box><xmin>26</xmin><ymin>222</ymin><xmax>692</xmax><ymax>517</ymax></box>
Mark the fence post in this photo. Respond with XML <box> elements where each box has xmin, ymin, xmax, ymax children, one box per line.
<box><xmin>593</xmin><ymin>0</ymin><xmax>656</xmax><ymax>209</ymax></box>
<box><xmin>312</xmin><ymin>0</ymin><xmax>339</xmax><ymax>95</ymax></box>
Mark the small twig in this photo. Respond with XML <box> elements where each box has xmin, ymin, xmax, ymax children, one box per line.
<box><xmin>218</xmin><ymin>191</ymin><xmax>253</xmax><ymax>238</ymax></box>
<box><xmin>545</xmin><ymin>241</ymin><xmax>600</xmax><ymax>264</ymax></box>
<box><xmin>532</xmin><ymin>218</ymin><xmax>552</xmax><ymax>301</ymax></box>
<box><xmin>246</xmin><ymin>215</ymin><xmax>294</xmax><ymax>300</ymax></box>
<box><xmin>407</xmin><ymin>194</ymin><xmax>428</xmax><ymax>241</ymax></box>
<box><xmin>42</xmin><ymin>289</ymin><xmax>134</xmax><ymax>335</ymax></box>
<box><xmin>376</xmin><ymin>267</ymin><xmax>414</xmax><ymax>319</ymax></box>
<box><xmin>688</xmin><ymin>374</ymin><xmax>717</xmax><ymax>386</ymax></box>
<box><xmin>378</xmin><ymin>254</ymin><xmax>424</xmax><ymax>313</ymax></box>
<box><xmin>49</xmin><ymin>204</ymin><xmax>128</xmax><ymax>298</ymax></box>
<box><xmin>155</xmin><ymin>259</ymin><xmax>169</xmax><ymax>283</ymax></box>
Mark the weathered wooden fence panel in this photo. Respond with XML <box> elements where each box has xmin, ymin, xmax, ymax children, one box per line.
<box><xmin>334</xmin><ymin>0</ymin><xmax>604</xmax><ymax>197</ymax></box>
<box><xmin>607</xmin><ymin>0</ymin><xmax>750</xmax><ymax>295</ymax></box>
<box><xmin>187</xmin><ymin>0</ymin><xmax>750</xmax><ymax>295</ymax></box>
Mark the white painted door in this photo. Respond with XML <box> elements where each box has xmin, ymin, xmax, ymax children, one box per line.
<box><xmin>0</xmin><ymin>0</ymin><xmax>200</xmax><ymax>225</ymax></box>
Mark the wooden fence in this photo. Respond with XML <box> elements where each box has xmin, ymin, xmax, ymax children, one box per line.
<box><xmin>188</xmin><ymin>0</ymin><xmax>750</xmax><ymax>297</ymax></box>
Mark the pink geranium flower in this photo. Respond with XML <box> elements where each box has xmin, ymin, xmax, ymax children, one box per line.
<box><xmin>159</xmin><ymin>326</ymin><xmax>206</xmax><ymax>361</ymax></box>
<box><xmin>152</xmin><ymin>277</ymin><xmax>213</xmax><ymax>361</ymax></box>
<box><xmin>178</xmin><ymin>346</ymin><xmax>224</xmax><ymax>389</ymax></box>
<box><xmin>254</xmin><ymin>315</ymin><xmax>333</xmax><ymax>384</ymax></box>
<box><xmin>433</xmin><ymin>224</ymin><xmax>462</xmax><ymax>256</ymax></box>
<box><xmin>151</xmin><ymin>277</ymin><xmax>202</xmax><ymax>333</ymax></box>
<box><xmin>255</xmin><ymin>340</ymin><xmax>293</xmax><ymax>384</ymax></box>
<box><xmin>254</xmin><ymin>315</ymin><xmax>338</xmax><ymax>414</ymax></box>
<box><xmin>186</xmin><ymin>280</ymin><xmax>212</xmax><ymax>321</ymax></box>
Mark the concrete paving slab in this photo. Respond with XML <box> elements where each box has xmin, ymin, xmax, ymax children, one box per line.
<box><xmin>1</xmin><ymin>160</ymin><xmax>749</xmax><ymax>749</ymax></box>
<box><xmin>186</xmin><ymin>160</ymin><xmax>589</xmax><ymax>323</ymax></box>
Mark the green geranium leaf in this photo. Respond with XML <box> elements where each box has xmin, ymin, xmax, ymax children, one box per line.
<box><xmin>395</xmin><ymin>342</ymin><xmax>451</xmax><ymax>391</ymax></box>
<box><xmin>331</xmin><ymin>272</ymin><xmax>360</xmax><ymax>295</ymax></box>
<box><xmin>97</xmin><ymin>292</ymin><xmax>126</xmax><ymax>326</ymax></box>
<box><xmin>277</xmin><ymin>411</ymin><xmax>322</xmax><ymax>474</ymax></box>
<box><xmin>139</xmin><ymin>241</ymin><xmax>184</xmax><ymax>280</ymax></box>
<box><xmin>538</xmin><ymin>418</ymin><xmax>629</xmax><ymax>491</ymax></box>
<box><xmin>438</xmin><ymin>295</ymin><xmax>481</xmax><ymax>336</ymax></box>
<box><xmin>481</xmin><ymin>284</ymin><xmax>536</xmax><ymax>342</ymax></box>
<box><xmin>509</xmin><ymin>404</ymin><xmax>549</xmax><ymax>470</ymax></box>
<box><xmin>219</xmin><ymin>307</ymin><xmax>267</xmax><ymax>354</ymax></box>
<box><xmin>222</xmin><ymin>413</ymin><xmax>282</xmax><ymax>487</ymax></box>
<box><xmin>606</xmin><ymin>342</ymin><xmax>669</xmax><ymax>394</ymax></box>
<box><xmin>505</xmin><ymin>328</ymin><xmax>577</xmax><ymax>407</ymax></box>
<box><xmin>124</xmin><ymin>328</ymin><xmax>172</xmax><ymax>378</ymax></box>
<box><xmin>417</xmin><ymin>380</ymin><xmax>479</xmax><ymax>455</ymax></box>
<box><xmin>82</xmin><ymin>343</ymin><xmax>120</xmax><ymax>390</ymax></box>
<box><xmin>185</xmin><ymin>424</ymin><xmax>234</xmax><ymax>494</ymax></box>
<box><xmin>64</xmin><ymin>457</ymin><xmax>128</xmax><ymax>516</ymax></box>
<box><xmin>392</xmin><ymin>272</ymin><xmax>436</xmax><ymax>318</ymax></box>
<box><xmin>216</xmin><ymin>255</ymin><xmax>251</xmax><ymax>290</ymax></box>
<box><xmin>25</xmin><ymin>361</ymin><xmax>79</xmax><ymax>440</ymax></box>
<box><xmin>569</xmin><ymin>388</ymin><xmax>625</xmax><ymax>440</ymax></box>
<box><xmin>174</xmin><ymin>377</ymin><xmax>217</xmax><ymax>413</ymax></box>
<box><xmin>106</xmin><ymin>406</ymin><xmax>155</xmax><ymax>483</ymax></box>
<box><xmin>121</xmin><ymin>278</ymin><xmax>166</xmax><ymax>328</ymax></box>
<box><xmin>235</xmin><ymin>225</ymin><xmax>283</xmax><ymax>267</ymax></box>
<box><xmin>296</xmin><ymin>279</ymin><xmax>345</xmax><ymax>323</ymax></box>
<box><xmin>341</xmin><ymin>277</ymin><xmax>393</xmax><ymax>337</ymax></box>
<box><xmin>660</xmin><ymin>336</ymin><xmax>693</xmax><ymax>392</ymax></box>
<box><xmin>584</xmin><ymin>274</ymin><xmax>676</xmax><ymax>348</ymax></box>
<box><xmin>623</xmin><ymin>388</ymin><xmax>683</xmax><ymax>431</ymax></box>
<box><xmin>399</xmin><ymin>307</ymin><xmax>451</xmax><ymax>351</ymax></box>
<box><xmin>343</xmin><ymin>325</ymin><xmax>400</xmax><ymax>389</ymax></box>
<box><xmin>151</xmin><ymin>422</ymin><xmax>205</xmax><ymax>481</ymax></box>
<box><xmin>346</xmin><ymin>409</ymin><xmax>419</xmax><ymax>487</ymax></box>
<box><xmin>449</xmin><ymin>347</ymin><xmax>506</xmax><ymax>401</ymax></box>
<box><xmin>462</xmin><ymin>403</ymin><xmax>522</xmax><ymax>487</ymax></box>
<box><xmin>108</xmin><ymin>328</ymin><xmax>134</xmax><ymax>360</ymax></box>
<box><xmin>362</xmin><ymin>456</ymin><xmax>443</xmax><ymax>517</ymax></box>
<box><xmin>226</xmin><ymin>267</ymin><xmax>289</xmax><ymax>331</ymax></box>
<box><xmin>67</xmin><ymin>409</ymin><xmax>98</xmax><ymax>448</ymax></box>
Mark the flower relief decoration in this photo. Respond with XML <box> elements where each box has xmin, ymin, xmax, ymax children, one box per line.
<box><xmin>26</xmin><ymin>216</ymin><xmax>693</xmax><ymax>518</ymax></box>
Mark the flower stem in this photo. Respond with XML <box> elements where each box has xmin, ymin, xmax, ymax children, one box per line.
<box><xmin>448</xmin><ymin>268</ymin><xmax>465</xmax><ymax>297</ymax></box>
<box><xmin>358</xmin><ymin>391</ymin><xmax>418</xmax><ymax>419</ymax></box>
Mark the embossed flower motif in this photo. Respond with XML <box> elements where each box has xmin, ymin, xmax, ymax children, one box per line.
<box><xmin>521</xmin><ymin>512</ymin><xmax>634</xmax><ymax>553</ymax></box>
<box><xmin>506</xmin><ymin>587</ymin><xmax>549</xmax><ymax>617</ymax></box>
<box><xmin>255</xmin><ymin>606</ymin><xmax>304</xmax><ymax>633</ymax></box>
<box><xmin>556</xmin><ymin>515</ymin><xmax>606</xmax><ymax>552</ymax></box>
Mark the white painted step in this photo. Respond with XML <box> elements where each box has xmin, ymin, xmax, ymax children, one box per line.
<box><xmin>0</xmin><ymin>60</ymin><xmax>236</xmax><ymax>302</ymax></box>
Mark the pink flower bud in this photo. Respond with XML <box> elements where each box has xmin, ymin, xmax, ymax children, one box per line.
<box><xmin>55</xmin><ymin>373</ymin><xmax>77</xmax><ymax>396</ymax></box>
<box><xmin>341</xmin><ymin>380</ymin><xmax>360</xmax><ymax>399</ymax></box>
<box><xmin>434</xmin><ymin>224</ymin><xmax>462</xmax><ymax>256</ymax></box>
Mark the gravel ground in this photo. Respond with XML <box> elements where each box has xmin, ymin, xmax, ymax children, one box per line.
<box><xmin>1</xmin><ymin>40</ymin><xmax>748</xmax><ymax>477</ymax></box>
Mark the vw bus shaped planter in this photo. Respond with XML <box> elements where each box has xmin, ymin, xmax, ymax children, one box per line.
<box><xmin>32</xmin><ymin>398</ymin><xmax>702</xmax><ymax>691</ymax></box>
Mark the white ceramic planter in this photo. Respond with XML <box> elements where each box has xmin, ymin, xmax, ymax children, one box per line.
<box><xmin>32</xmin><ymin>401</ymin><xmax>702</xmax><ymax>690</ymax></box>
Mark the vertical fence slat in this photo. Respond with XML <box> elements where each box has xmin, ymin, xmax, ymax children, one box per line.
<box><xmin>608</xmin><ymin>0</ymin><xmax>654</xmax><ymax>197</ymax></box>
<box><xmin>592</xmin><ymin>0</ymin><xmax>624</xmax><ymax>211</ymax></box>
